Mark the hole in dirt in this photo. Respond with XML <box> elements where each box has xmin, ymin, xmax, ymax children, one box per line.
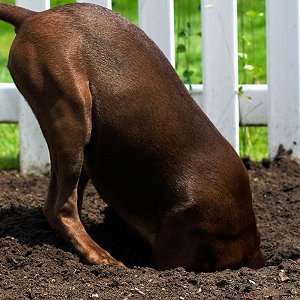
<box><xmin>87</xmin><ymin>207</ymin><xmax>152</xmax><ymax>268</ymax></box>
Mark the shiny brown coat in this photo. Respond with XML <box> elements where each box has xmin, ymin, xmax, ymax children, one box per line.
<box><xmin>0</xmin><ymin>3</ymin><xmax>266</xmax><ymax>271</ymax></box>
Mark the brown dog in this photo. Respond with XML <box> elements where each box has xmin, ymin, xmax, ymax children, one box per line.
<box><xmin>0</xmin><ymin>3</ymin><xmax>266</xmax><ymax>271</ymax></box>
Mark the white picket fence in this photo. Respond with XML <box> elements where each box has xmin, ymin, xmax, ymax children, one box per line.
<box><xmin>0</xmin><ymin>0</ymin><xmax>299</xmax><ymax>174</ymax></box>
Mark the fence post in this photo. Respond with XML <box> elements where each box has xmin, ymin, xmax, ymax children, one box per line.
<box><xmin>16</xmin><ymin>0</ymin><xmax>51</xmax><ymax>174</ymax></box>
<box><xmin>267</xmin><ymin>0</ymin><xmax>300</xmax><ymax>158</ymax></box>
<box><xmin>16</xmin><ymin>0</ymin><xmax>50</xmax><ymax>11</ymax></box>
<box><xmin>76</xmin><ymin>0</ymin><xmax>112</xmax><ymax>9</ymax></box>
<box><xmin>138</xmin><ymin>0</ymin><xmax>175</xmax><ymax>67</ymax></box>
<box><xmin>201</xmin><ymin>0</ymin><xmax>239</xmax><ymax>152</ymax></box>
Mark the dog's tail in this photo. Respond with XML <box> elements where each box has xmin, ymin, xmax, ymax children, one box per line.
<box><xmin>0</xmin><ymin>3</ymin><xmax>35</xmax><ymax>32</ymax></box>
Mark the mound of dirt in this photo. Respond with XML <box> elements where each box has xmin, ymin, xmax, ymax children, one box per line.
<box><xmin>0</xmin><ymin>150</ymin><xmax>299</xmax><ymax>299</ymax></box>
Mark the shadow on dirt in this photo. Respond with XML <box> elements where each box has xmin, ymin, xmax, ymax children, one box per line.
<box><xmin>0</xmin><ymin>205</ymin><xmax>151</xmax><ymax>268</ymax></box>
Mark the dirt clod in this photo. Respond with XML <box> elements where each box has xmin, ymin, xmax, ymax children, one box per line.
<box><xmin>278</xmin><ymin>271</ymin><xmax>289</xmax><ymax>282</ymax></box>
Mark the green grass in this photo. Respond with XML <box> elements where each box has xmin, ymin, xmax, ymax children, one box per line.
<box><xmin>0</xmin><ymin>9</ymin><xmax>14</xmax><ymax>82</ymax></box>
<box><xmin>0</xmin><ymin>124</ymin><xmax>19</xmax><ymax>169</ymax></box>
<box><xmin>113</xmin><ymin>0</ymin><xmax>138</xmax><ymax>24</ymax></box>
<box><xmin>0</xmin><ymin>0</ymin><xmax>268</xmax><ymax>170</ymax></box>
<box><xmin>238</xmin><ymin>0</ymin><xmax>266</xmax><ymax>84</ymax></box>
<box><xmin>175</xmin><ymin>0</ymin><xmax>202</xmax><ymax>84</ymax></box>
<box><xmin>240</xmin><ymin>126</ymin><xmax>268</xmax><ymax>161</ymax></box>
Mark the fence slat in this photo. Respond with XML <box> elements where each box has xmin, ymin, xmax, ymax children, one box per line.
<box><xmin>16</xmin><ymin>0</ymin><xmax>51</xmax><ymax>174</ymax></box>
<box><xmin>19</xmin><ymin>103</ymin><xmax>50</xmax><ymax>174</ymax></box>
<box><xmin>0</xmin><ymin>84</ymin><xmax>19</xmax><ymax>122</ymax></box>
<box><xmin>15</xmin><ymin>0</ymin><xmax>50</xmax><ymax>11</ymax></box>
<box><xmin>76</xmin><ymin>0</ymin><xmax>112</xmax><ymax>9</ymax></box>
<box><xmin>138</xmin><ymin>0</ymin><xmax>175</xmax><ymax>67</ymax></box>
<box><xmin>267</xmin><ymin>0</ymin><xmax>300</xmax><ymax>158</ymax></box>
<box><xmin>201</xmin><ymin>0</ymin><xmax>239</xmax><ymax>152</ymax></box>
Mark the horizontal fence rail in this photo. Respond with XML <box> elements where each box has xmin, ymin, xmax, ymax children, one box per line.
<box><xmin>0</xmin><ymin>0</ymin><xmax>299</xmax><ymax>174</ymax></box>
<box><xmin>0</xmin><ymin>82</ymin><xmax>268</xmax><ymax>126</ymax></box>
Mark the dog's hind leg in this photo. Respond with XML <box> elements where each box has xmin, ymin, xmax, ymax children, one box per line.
<box><xmin>41</xmin><ymin>89</ymin><xmax>122</xmax><ymax>265</ymax></box>
<box><xmin>39</xmin><ymin>82</ymin><xmax>123</xmax><ymax>266</ymax></box>
<box><xmin>77</xmin><ymin>168</ymin><xmax>89</xmax><ymax>216</ymax></box>
<box><xmin>8</xmin><ymin>33</ymin><xmax>123</xmax><ymax>266</ymax></box>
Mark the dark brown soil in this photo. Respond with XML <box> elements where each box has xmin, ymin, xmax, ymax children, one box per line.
<box><xmin>0</xmin><ymin>149</ymin><xmax>299</xmax><ymax>299</ymax></box>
